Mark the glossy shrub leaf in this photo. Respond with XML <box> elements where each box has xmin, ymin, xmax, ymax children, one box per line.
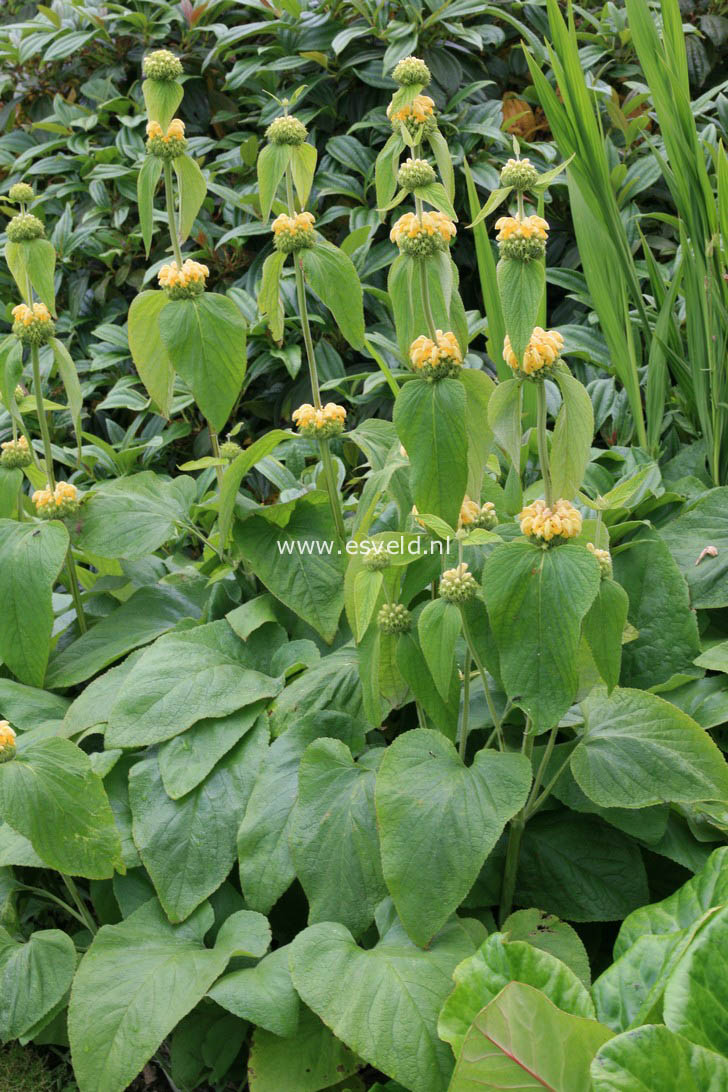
<box><xmin>0</xmin><ymin>737</ymin><xmax>122</xmax><ymax>879</ymax></box>
<box><xmin>418</xmin><ymin>599</ymin><xmax>462</xmax><ymax>701</ymax></box>
<box><xmin>209</xmin><ymin>944</ymin><xmax>300</xmax><ymax>1038</ymax></box>
<box><xmin>257</xmin><ymin>141</ymin><xmax>292</xmax><ymax>221</ymax></box>
<box><xmin>248</xmin><ymin>1006</ymin><xmax>361</xmax><ymax>1092</ymax></box>
<box><xmin>301</xmin><ymin>240</ymin><xmax>365</xmax><ymax>349</ymax></box>
<box><xmin>106</xmin><ymin>620</ymin><xmax>282</xmax><ymax>748</ymax></box>
<box><xmin>137</xmin><ymin>156</ymin><xmax>162</xmax><ymax>256</ymax></box>
<box><xmin>0</xmin><ymin>927</ymin><xmax>76</xmax><ymax>1041</ymax></box>
<box><xmin>0</xmin><ymin>519</ymin><xmax>69</xmax><ymax>686</ymax></box>
<box><xmin>394</xmin><ymin>377</ymin><xmax>468</xmax><ymax>531</ymax></box>
<box><xmin>234</xmin><ymin>494</ymin><xmax>346</xmax><ymax>642</ymax></box>
<box><xmin>439</xmin><ymin>932</ymin><xmax>595</xmax><ymax>1059</ymax></box>
<box><xmin>484</xmin><ymin>541</ymin><xmax>600</xmax><ymax>732</ymax></box>
<box><xmin>551</xmin><ymin>368</ymin><xmax>594</xmax><ymax>500</ymax></box>
<box><xmin>127</xmin><ymin>289</ymin><xmax>175</xmax><ymax>415</ymax></box>
<box><xmin>290</xmin><ymin>739</ymin><xmax>385</xmax><ymax>936</ymax></box>
<box><xmin>290</xmin><ymin>918</ymin><xmax>476</xmax><ymax>1092</ymax></box>
<box><xmin>375</xmin><ymin>729</ymin><xmax>532</xmax><ymax>946</ymax></box>
<box><xmin>574</xmin><ymin>688</ymin><xmax>728</xmax><ymax>807</ymax></box>
<box><xmin>659</xmin><ymin>487</ymin><xmax>728</xmax><ymax>607</ymax></box>
<box><xmin>158</xmin><ymin>293</ymin><xmax>246</xmax><ymax>433</ymax></box>
<box><xmin>582</xmin><ymin>578</ymin><xmax>629</xmax><ymax>692</ymax></box>
<box><xmin>142</xmin><ymin>77</ymin><xmax>182</xmax><ymax>129</ymax></box>
<box><xmin>664</xmin><ymin>904</ymin><xmax>728</xmax><ymax>1055</ymax></box>
<box><xmin>591</xmin><ymin>1023</ymin><xmax>728</xmax><ymax>1092</ymax></box>
<box><xmin>130</xmin><ymin>728</ymin><xmax>266</xmax><ymax>922</ymax></box>
<box><xmin>449</xmin><ymin>981</ymin><xmax>613</xmax><ymax>1092</ymax></box>
<box><xmin>238</xmin><ymin>712</ymin><xmax>367</xmax><ymax>913</ymax></box>
<box><xmin>77</xmin><ymin>471</ymin><xmax>193</xmax><ymax>560</ymax></box>
<box><xmin>174</xmin><ymin>153</ymin><xmax>207</xmax><ymax>241</ymax></box>
<box><xmin>69</xmin><ymin>899</ymin><xmax>228</xmax><ymax>1092</ymax></box>
<box><xmin>497</xmin><ymin>257</ymin><xmax>544</xmax><ymax>366</ymax></box>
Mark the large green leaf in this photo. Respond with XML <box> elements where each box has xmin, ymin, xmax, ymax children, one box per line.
<box><xmin>158</xmin><ymin>706</ymin><xmax>266</xmax><ymax>800</ymax></box>
<box><xmin>5</xmin><ymin>238</ymin><xmax>56</xmax><ymax>313</ymax></box>
<box><xmin>290</xmin><ymin>918</ymin><xmax>476</xmax><ymax>1092</ymax></box>
<box><xmin>388</xmin><ymin>252</ymin><xmax>468</xmax><ymax>359</ymax></box>
<box><xmin>461</xmin><ymin>368</ymin><xmax>495</xmax><ymax>500</ymax></box>
<box><xmin>77</xmin><ymin>471</ymin><xmax>194</xmax><ymax>560</ymax></box>
<box><xmin>301</xmin><ymin>239</ymin><xmax>365</xmax><ymax>349</ymax></box>
<box><xmin>394</xmin><ymin>377</ymin><xmax>468</xmax><ymax>531</ymax></box>
<box><xmin>517</xmin><ymin>812</ymin><xmax>649</xmax><ymax>922</ymax></box>
<box><xmin>256</xmin><ymin>141</ymin><xmax>292</xmax><ymax>221</ymax></box>
<box><xmin>449</xmin><ymin>981</ymin><xmax>612</xmax><ymax>1092</ymax></box>
<box><xmin>68</xmin><ymin>899</ymin><xmax>232</xmax><ymax>1092</ymax></box>
<box><xmin>290</xmin><ymin>141</ymin><xmax>317</xmax><ymax>208</ymax></box>
<box><xmin>46</xmin><ymin>584</ymin><xmax>200</xmax><ymax>688</ymax></box>
<box><xmin>613</xmin><ymin>533</ymin><xmax>700</xmax><ymax>688</ymax></box>
<box><xmin>290</xmin><ymin>739</ymin><xmax>385</xmax><ymax>937</ymax></box>
<box><xmin>258</xmin><ymin>250</ymin><xmax>286</xmax><ymax>340</ymax></box>
<box><xmin>50</xmin><ymin>337</ymin><xmax>83</xmax><ymax>451</ymax></box>
<box><xmin>502</xmin><ymin>909</ymin><xmax>591</xmax><ymax>987</ymax></box>
<box><xmin>664</xmin><ymin>904</ymin><xmax>728</xmax><ymax>1055</ymax></box>
<box><xmin>574</xmin><ymin>688</ymin><xmax>728</xmax><ymax>808</ymax></box>
<box><xmin>439</xmin><ymin>932</ymin><xmax>595</xmax><ymax>1060</ymax></box>
<box><xmin>233</xmin><ymin>494</ymin><xmax>346</xmax><ymax>642</ymax></box>
<box><xmin>396</xmin><ymin>631</ymin><xmax>461</xmax><ymax>740</ymax></box>
<box><xmin>551</xmin><ymin>368</ymin><xmax>594</xmax><ymax>500</ymax></box>
<box><xmin>659</xmin><ymin>488</ymin><xmax>728</xmax><ymax>608</ymax></box>
<box><xmin>247</xmin><ymin>1005</ymin><xmax>361</xmax><ymax>1092</ymax></box>
<box><xmin>173</xmin><ymin>153</ymin><xmax>207</xmax><ymax>242</ymax></box>
<box><xmin>0</xmin><ymin>737</ymin><xmax>122</xmax><ymax>879</ymax></box>
<box><xmin>127</xmin><ymin>290</ymin><xmax>175</xmax><ymax>415</ymax></box>
<box><xmin>484</xmin><ymin>541</ymin><xmax>601</xmax><ymax>732</ymax></box>
<box><xmin>418</xmin><ymin>599</ymin><xmax>462</xmax><ymax>701</ymax></box>
<box><xmin>238</xmin><ymin>712</ymin><xmax>367</xmax><ymax>913</ymax></box>
<box><xmin>158</xmin><ymin>293</ymin><xmax>246</xmax><ymax>433</ymax></box>
<box><xmin>0</xmin><ymin>927</ymin><xmax>76</xmax><ymax>1041</ymax></box>
<box><xmin>582</xmin><ymin>578</ymin><xmax>629</xmax><ymax>692</ymax></box>
<box><xmin>591</xmin><ymin>1023</ymin><xmax>728</xmax><ymax>1092</ymax></box>
<box><xmin>269</xmin><ymin>647</ymin><xmax>364</xmax><ymax>736</ymax></box>
<box><xmin>218</xmin><ymin>429</ymin><xmax>292</xmax><ymax>548</ymax></box>
<box><xmin>209</xmin><ymin>944</ymin><xmax>300</xmax><ymax>1037</ymax></box>
<box><xmin>592</xmin><ymin>930</ymin><xmax>698</xmax><ymax>1033</ymax></box>
<box><xmin>142</xmin><ymin>77</ymin><xmax>182</xmax><ymax>128</ymax></box>
<box><xmin>375</xmin><ymin>729</ymin><xmax>532</xmax><ymax>946</ymax></box>
<box><xmin>129</xmin><ymin>729</ymin><xmax>267</xmax><ymax>922</ymax></box>
<box><xmin>137</xmin><ymin>156</ymin><xmax>162</xmax><ymax>257</ymax></box>
<box><xmin>487</xmin><ymin>376</ymin><xmax>523</xmax><ymax>467</ymax></box>
<box><xmin>106</xmin><ymin>620</ymin><xmax>282</xmax><ymax>747</ymax></box>
<box><xmin>497</xmin><ymin>257</ymin><xmax>545</xmax><ymax>366</ymax></box>
<box><xmin>0</xmin><ymin>519</ymin><xmax>69</xmax><ymax>686</ymax></box>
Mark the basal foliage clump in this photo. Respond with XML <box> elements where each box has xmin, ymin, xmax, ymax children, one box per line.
<box><xmin>0</xmin><ymin>4</ymin><xmax>727</xmax><ymax>1092</ymax></box>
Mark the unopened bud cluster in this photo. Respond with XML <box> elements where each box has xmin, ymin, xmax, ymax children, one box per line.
<box><xmin>0</xmin><ymin>721</ymin><xmax>16</xmax><ymax>763</ymax></box>
<box><xmin>397</xmin><ymin>157</ymin><xmax>436</xmax><ymax>191</ymax></box>
<box><xmin>143</xmin><ymin>49</ymin><xmax>183</xmax><ymax>82</ymax></box>
<box><xmin>146</xmin><ymin>119</ymin><xmax>186</xmax><ymax>159</ymax></box>
<box><xmin>272</xmin><ymin>211</ymin><xmax>315</xmax><ymax>253</ymax></box>
<box><xmin>392</xmin><ymin>56</ymin><xmax>431</xmax><ymax>87</ymax></box>
<box><xmin>266</xmin><ymin>116</ymin><xmax>307</xmax><ymax>146</ymax></box>
<box><xmin>495</xmin><ymin>215</ymin><xmax>549</xmax><ymax>261</ymax></box>
<box><xmin>387</xmin><ymin>95</ymin><xmax>437</xmax><ymax>139</ymax></box>
<box><xmin>32</xmin><ymin>481</ymin><xmax>79</xmax><ymax>519</ymax></box>
<box><xmin>363</xmin><ymin>548</ymin><xmax>390</xmax><ymax>572</ymax></box>
<box><xmin>378</xmin><ymin>602</ymin><xmax>411</xmax><ymax>634</ymax></box>
<box><xmin>587</xmin><ymin>542</ymin><xmax>612</xmax><ymax>578</ymax></box>
<box><xmin>409</xmin><ymin>330</ymin><xmax>462</xmax><ymax>381</ymax></box>
<box><xmin>390</xmin><ymin>210</ymin><xmax>456</xmax><ymax>257</ymax></box>
<box><xmin>519</xmin><ymin>498</ymin><xmax>582</xmax><ymax>543</ymax></box>
<box><xmin>439</xmin><ymin>562</ymin><xmax>477</xmax><ymax>603</ymax></box>
<box><xmin>0</xmin><ymin>434</ymin><xmax>31</xmax><ymax>468</ymax></box>
<box><xmin>219</xmin><ymin>441</ymin><xmax>242</xmax><ymax>461</ymax></box>
<box><xmin>459</xmin><ymin>497</ymin><xmax>497</xmax><ymax>530</ymax></box>
<box><xmin>12</xmin><ymin>303</ymin><xmax>54</xmax><ymax>345</ymax></box>
<box><xmin>292</xmin><ymin>402</ymin><xmax>347</xmax><ymax>439</ymax></box>
<box><xmin>7</xmin><ymin>212</ymin><xmax>45</xmax><ymax>242</ymax></box>
<box><xmin>8</xmin><ymin>182</ymin><xmax>34</xmax><ymax>204</ymax></box>
<box><xmin>504</xmin><ymin>328</ymin><xmax>564</xmax><ymax>378</ymax></box>
<box><xmin>500</xmin><ymin>157</ymin><xmax>539</xmax><ymax>192</ymax></box>
<box><xmin>157</xmin><ymin>258</ymin><xmax>209</xmax><ymax>299</ymax></box>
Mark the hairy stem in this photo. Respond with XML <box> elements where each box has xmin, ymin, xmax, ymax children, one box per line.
<box><xmin>415</xmin><ymin>194</ymin><xmax>438</xmax><ymax>340</ymax></box>
<box><xmin>536</xmin><ymin>380</ymin><xmax>553</xmax><ymax>507</ymax></box>
<box><xmin>30</xmin><ymin>345</ymin><xmax>55</xmax><ymax>489</ymax></box>
<box><xmin>65</xmin><ymin>545</ymin><xmax>87</xmax><ymax>633</ymax></box>
<box><xmin>499</xmin><ymin>731</ymin><xmax>534</xmax><ymax>924</ymax></box>
<box><xmin>62</xmin><ymin>875</ymin><xmax>97</xmax><ymax>936</ymax></box>
<box><xmin>163</xmin><ymin>160</ymin><xmax>183</xmax><ymax>266</ymax></box>
<box><xmin>459</xmin><ymin>651</ymin><xmax>472</xmax><ymax>761</ymax></box>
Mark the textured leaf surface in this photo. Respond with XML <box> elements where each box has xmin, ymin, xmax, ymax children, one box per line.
<box><xmin>0</xmin><ymin>927</ymin><xmax>76</xmax><ymax>1041</ymax></box>
<box><xmin>591</xmin><ymin>1024</ymin><xmax>728</xmax><ymax>1092</ymax></box>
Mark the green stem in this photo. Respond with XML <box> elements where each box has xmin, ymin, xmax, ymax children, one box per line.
<box><xmin>414</xmin><ymin>195</ymin><xmax>438</xmax><ymax>341</ymax></box>
<box><xmin>65</xmin><ymin>545</ymin><xmax>87</xmax><ymax>634</ymax></box>
<box><xmin>163</xmin><ymin>160</ymin><xmax>183</xmax><ymax>266</ymax></box>
<box><xmin>364</xmin><ymin>337</ymin><xmax>400</xmax><ymax>397</ymax></box>
<box><xmin>208</xmin><ymin>425</ymin><xmax>224</xmax><ymax>490</ymax></box>
<box><xmin>15</xmin><ymin>883</ymin><xmax>89</xmax><ymax>931</ymax></box>
<box><xmin>526</xmin><ymin>724</ymin><xmax>557</xmax><ymax>813</ymax></box>
<box><xmin>525</xmin><ymin>744</ymin><xmax>580</xmax><ymax>821</ymax></box>
<box><xmin>415</xmin><ymin>700</ymin><xmax>428</xmax><ymax>731</ymax></box>
<box><xmin>499</xmin><ymin>731</ymin><xmax>534</xmax><ymax>924</ymax></box>
<box><xmin>30</xmin><ymin>344</ymin><xmax>55</xmax><ymax>489</ymax></box>
<box><xmin>459</xmin><ymin>651</ymin><xmax>472</xmax><ymax>761</ymax></box>
<box><xmin>17</xmin><ymin>479</ymin><xmax>24</xmax><ymax>521</ymax></box>
<box><xmin>61</xmin><ymin>875</ymin><xmax>97</xmax><ymax>936</ymax></box>
<box><xmin>535</xmin><ymin>381</ymin><xmax>552</xmax><ymax>507</ymax></box>
<box><xmin>318</xmin><ymin>437</ymin><xmax>346</xmax><ymax>542</ymax></box>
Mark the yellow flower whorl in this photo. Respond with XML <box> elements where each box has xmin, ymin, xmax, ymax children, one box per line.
<box><xmin>495</xmin><ymin>214</ymin><xmax>549</xmax><ymax>261</ymax></box>
<box><xmin>0</xmin><ymin>434</ymin><xmax>31</xmax><ymax>469</ymax></box>
<box><xmin>390</xmin><ymin>210</ymin><xmax>456</xmax><ymax>257</ymax></box>
<box><xmin>146</xmin><ymin>118</ymin><xmax>187</xmax><ymax>159</ymax></box>
<box><xmin>33</xmin><ymin>481</ymin><xmax>80</xmax><ymax>520</ymax></box>
<box><xmin>387</xmin><ymin>95</ymin><xmax>437</xmax><ymax>138</ymax></box>
<box><xmin>292</xmin><ymin>402</ymin><xmax>347</xmax><ymax>439</ymax></box>
<box><xmin>587</xmin><ymin>541</ymin><xmax>613</xmax><ymax>577</ymax></box>
<box><xmin>504</xmin><ymin>327</ymin><xmax>564</xmax><ymax>377</ymax></box>
<box><xmin>157</xmin><ymin>258</ymin><xmax>209</xmax><ymax>298</ymax></box>
<box><xmin>519</xmin><ymin>498</ymin><xmax>582</xmax><ymax>543</ymax></box>
<box><xmin>409</xmin><ymin>330</ymin><xmax>462</xmax><ymax>381</ymax></box>
<box><xmin>11</xmin><ymin>302</ymin><xmax>54</xmax><ymax>345</ymax></box>
<box><xmin>459</xmin><ymin>496</ymin><xmax>498</xmax><ymax>530</ymax></box>
<box><xmin>0</xmin><ymin>720</ymin><xmax>16</xmax><ymax>763</ymax></box>
<box><xmin>272</xmin><ymin>211</ymin><xmax>316</xmax><ymax>253</ymax></box>
<box><xmin>440</xmin><ymin>562</ymin><xmax>478</xmax><ymax>602</ymax></box>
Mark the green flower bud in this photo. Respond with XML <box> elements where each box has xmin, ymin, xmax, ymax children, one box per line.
<box><xmin>378</xmin><ymin>602</ymin><xmax>412</xmax><ymax>634</ymax></box>
<box><xmin>219</xmin><ymin>441</ymin><xmax>242</xmax><ymax>460</ymax></box>
<box><xmin>439</xmin><ymin>563</ymin><xmax>478</xmax><ymax>603</ymax></box>
<box><xmin>143</xmin><ymin>49</ymin><xmax>183</xmax><ymax>81</ymax></box>
<box><xmin>266</xmin><ymin>115</ymin><xmax>308</xmax><ymax>146</ymax></box>
<box><xmin>145</xmin><ymin>119</ymin><xmax>187</xmax><ymax>160</ymax></box>
<box><xmin>587</xmin><ymin>542</ymin><xmax>613</xmax><ymax>579</ymax></box>
<box><xmin>500</xmin><ymin>157</ymin><xmax>539</xmax><ymax>192</ymax></box>
<box><xmin>392</xmin><ymin>56</ymin><xmax>431</xmax><ymax>87</ymax></box>
<box><xmin>6</xmin><ymin>212</ymin><xmax>45</xmax><ymax>242</ymax></box>
<box><xmin>0</xmin><ymin>435</ymin><xmax>32</xmax><ymax>469</ymax></box>
<box><xmin>500</xmin><ymin>235</ymin><xmax>546</xmax><ymax>262</ymax></box>
<box><xmin>397</xmin><ymin>157</ymin><xmax>436</xmax><ymax>191</ymax></box>
<box><xmin>8</xmin><ymin>182</ymin><xmax>34</xmax><ymax>204</ymax></box>
<box><xmin>363</xmin><ymin>549</ymin><xmax>390</xmax><ymax>572</ymax></box>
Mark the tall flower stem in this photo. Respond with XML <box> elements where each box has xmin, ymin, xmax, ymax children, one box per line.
<box><xmin>499</xmin><ymin>730</ymin><xmax>534</xmax><ymax>924</ymax></box>
<box><xmin>65</xmin><ymin>546</ymin><xmax>87</xmax><ymax>633</ymax></box>
<box><xmin>30</xmin><ymin>345</ymin><xmax>55</xmax><ymax>490</ymax></box>
<box><xmin>459</xmin><ymin>650</ymin><xmax>472</xmax><ymax>761</ymax></box>
<box><xmin>61</xmin><ymin>874</ymin><xmax>97</xmax><ymax>935</ymax></box>
<box><xmin>285</xmin><ymin>168</ymin><xmax>346</xmax><ymax>542</ymax></box>
<box><xmin>535</xmin><ymin>381</ymin><xmax>553</xmax><ymax>507</ymax></box>
<box><xmin>415</xmin><ymin>195</ymin><xmax>438</xmax><ymax>340</ymax></box>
